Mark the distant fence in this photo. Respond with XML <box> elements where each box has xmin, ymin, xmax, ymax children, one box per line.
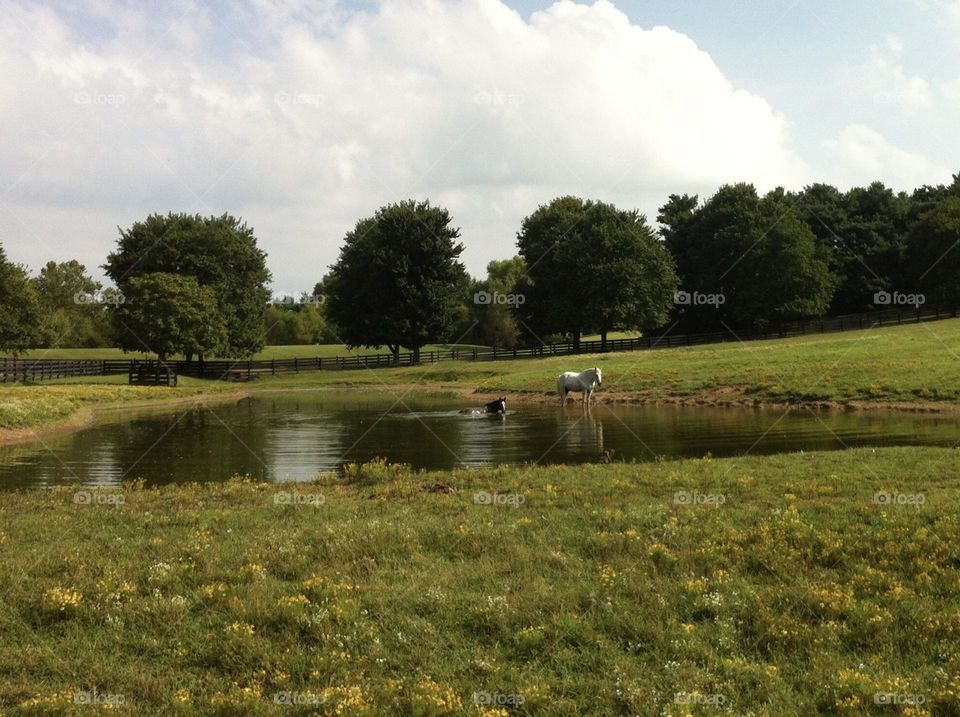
<box><xmin>2</xmin><ymin>302</ymin><xmax>956</xmax><ymax>383</ymax></box>
<box><xmin>0</xmin><ymin>359</ymin><xmax>131</xmax><ymax>383</ymax></box>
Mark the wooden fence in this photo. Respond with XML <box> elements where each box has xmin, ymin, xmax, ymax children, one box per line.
<box><xmin>2</xmin><ymin>302</ymin><xmax>955</xmax><ymax>383</ymax></box>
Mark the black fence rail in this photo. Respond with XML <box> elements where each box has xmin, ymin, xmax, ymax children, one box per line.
<box><xmin>2</xmin><ymin>302</ymin><xmax>956</xmax><ymax>383</ymax></box>
<box><xmin>0</xmin><ymin>358</ymin><xmax>130</xmax><ymax>383</ymax></box>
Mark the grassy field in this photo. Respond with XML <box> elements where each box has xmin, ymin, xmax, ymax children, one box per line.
<box><xmin>231</xmin><ymin>317</ymin><xmax>960</xmax><ymax>404</ymax></box>
<box><xmin>3</xmin><ymin>318</ymin><xmax>960</xmax><ymax>434</ymax></box>
<box><xmin>1</xmin><ymin>447</ymin><xmax>958</xmax><ymax>715</ymax></box>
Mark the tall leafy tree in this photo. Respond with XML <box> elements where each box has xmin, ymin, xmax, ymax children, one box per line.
<box><xmin>104</xmin><ymin>213</ymin><xmax>271</xmax><ymax>358</ymax></box>
<box><xmin>829</xmin><ymin>182</ymin><xmax>911</xmax><ymax>313</ymax></box>
<box><xmin>468</xmin><ymin>257</ymin><xmax>526</xmax><ymax>348</ymax></box>
<box><xmin>662</xmin><ymin>184</ymin><xmax>836</xmax><ymax>329</ymax></box>
<box><xmin>324</xmin><ymin>200</ymin><xmax>468</xmax><ymax>364</ymax></box>
<box><xmin>0</xmin><ymin>245</ymin><xmax>41</xmax><ymax>354</ymax></box>
<box><xmin>33</xmin><ymin>260</ymin><xmax>113</xmax><ymax>348</ymax></box>
<box><xmin>112</xmin><ymin>273</ymin><xmax>227</xmax><ymax>361</ymax></box>
<box><xmin>907</xmin><ymin>196</ymin><xmax>960</xmax><ymax>307</ymax></box>
<box><xmin>518</xmin><ymin>196</ymin><xmax>678</xmax><ymax>349</ymax></box>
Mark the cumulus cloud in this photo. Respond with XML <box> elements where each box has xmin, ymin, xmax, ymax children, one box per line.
<box><xmin>841</xmin><ymin>35</ymin><xmax>935</xmax><ymax>113</ymax></box>
<box><xmin>3</xmin><ymin>0</ymin><xmax>812</xmax><ymax>288</ymax></box>
<box><xmin>822</xmin><ymin>124</ymin><xmax>951</xmax><ymax>190</ymax></box>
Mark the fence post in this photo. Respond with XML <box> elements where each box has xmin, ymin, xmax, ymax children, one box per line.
<box><xmin>294</xmin><ymin>358</ymin><xmax>299</xmax><ymax>373</ymax></box>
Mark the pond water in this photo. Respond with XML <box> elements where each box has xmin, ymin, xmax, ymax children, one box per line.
<box><xmin>1</xmin><ymin>392</ymin><xmax>958</xmax><ymax>489</ymax></box>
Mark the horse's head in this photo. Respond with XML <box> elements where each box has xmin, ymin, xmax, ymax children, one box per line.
<box><xmin>486</xmin><ymin>396</ymin><xmax>507</xmax><ymax>413</ymax></box>
<box><xmin>594</xmin><ymin>367</ymin><xmax>602</xmax><ymax>386</ymax></box>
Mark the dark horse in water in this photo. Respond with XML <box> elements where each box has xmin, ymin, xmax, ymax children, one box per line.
<box><xmin>460</xmin><ymin>396</ymin><xmax>507</xmax><ymax>415</ymax></box>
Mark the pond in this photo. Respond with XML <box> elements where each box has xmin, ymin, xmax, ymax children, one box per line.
<box><xmin>1</xmin><ymin>392</ymin><xmax>958</xmax><ymax>488</ymax></box>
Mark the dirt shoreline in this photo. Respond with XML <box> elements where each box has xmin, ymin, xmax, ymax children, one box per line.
<box><xmin>1</xmin><ymin>384</ymin><xmax>957</xmax><ymax>448</ymax></box>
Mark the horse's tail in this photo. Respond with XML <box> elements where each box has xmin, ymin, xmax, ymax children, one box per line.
<box><xmin>556</xmin><ymin>374</ymin><xmax>564</xmax><ymax>397</ymax></box>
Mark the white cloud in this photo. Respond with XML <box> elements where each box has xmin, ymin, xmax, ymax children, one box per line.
<box><xmin>822</xmin><ymin>124</ymin><xmax>951</xmax><ymax>190</ymax></box>
<box><xmin>841</xmin><ymin>35</ymin><xmax>935</xmax><ymax>113</ymax></box>
<box><xmin>3</xmin><ymin>0</ymin><xmax>811</xmax><ymax>287</ymax></box>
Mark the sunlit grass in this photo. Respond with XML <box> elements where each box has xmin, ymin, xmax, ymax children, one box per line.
<box><xmin>256</xmin><ymin>318</ymin><xmax>960</xmax><ymax>405</ymax></box>
<box><xmin>1</xmin><ymin>448</ymin><xmax>958</xmax><ymax>714</ymax></box>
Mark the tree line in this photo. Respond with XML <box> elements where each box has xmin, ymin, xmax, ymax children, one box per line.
<box><xmin>0</xmin><ymin>173</ymin><xmax>958</xmax><ymax>358</ymax></box>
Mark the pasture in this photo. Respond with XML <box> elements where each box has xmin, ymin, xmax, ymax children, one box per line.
<box><xmin>2</xmin><ymin>448</ymin><xmax>957</xmax><ymax>714</ymax></box>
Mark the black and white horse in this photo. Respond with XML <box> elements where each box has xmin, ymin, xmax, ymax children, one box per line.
<box><xmin>460</xmin><ymin>396</ymin><xmax>507</xmax><ymax>414</ymax></box>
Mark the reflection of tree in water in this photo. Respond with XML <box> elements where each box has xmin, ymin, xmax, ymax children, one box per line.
<box><xmin>334</xmin><ymin>407</ymin><xmax>467</xmax><ymax>471</ymax></box>
<box><xmin>111</xmin><ymin>404</ymin><xmax>272</xmax><ymax>485</ymax></box>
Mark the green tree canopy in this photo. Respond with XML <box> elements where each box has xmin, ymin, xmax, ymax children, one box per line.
<box><xmin>907</xmin><ymin>196</ymin><xmax>960</xmax><ymax>306</ymax></box>
<box><xmin>0</xmin><ymin>245</ymin><xmax>41</xmax><ymax>354</ymax></box>
<box><xmin>324</xmin><ymin>200</ymin><xmax>469</xmax><ymax>363</ymax></box>
<box><xmin>104</xmin><ymin>213</ymin><xmax>271</xmax><ymax>358</ymax></box>
<box><xmin>517</xmin><ymin>196</ymin><xmax>678</xmax><ymax>348</ymax></box>
<box><xmin>469</xmin><ymin>256</ymin><xmax>526</xmax><ymax>348</ymax></box>
<box><xmin>32</xmin><ymin>260</ymin><xmax>113</xmax><ymax>348</ymax></box>
<box><xmin>662</xmin><ymin>184</ymin><xmax>836</xmax><ymax>329</ymax></box>
<box><xmin>112</xmin><ymin>273</ymin><xmax>227</xmax><ymax>361</ymax></box>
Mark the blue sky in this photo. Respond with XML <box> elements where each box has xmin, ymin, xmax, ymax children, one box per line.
<box><xmin>1</xmin><ymin>0</ymin><xmax>957</xmax><ymax>290</ymax></box>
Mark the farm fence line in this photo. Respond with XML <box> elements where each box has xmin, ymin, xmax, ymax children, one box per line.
<box><xmin>2</xmin><ymin>302</ymin><xmax>955</xmax><ymax>383</ymax></box>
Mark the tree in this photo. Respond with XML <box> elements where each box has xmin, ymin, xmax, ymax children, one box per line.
<box><xmin>469</xmin><ymin>257</ymin><xmax>526</xmax><ymax>348</ymax></box>
<box><xmin>518</xmin><ymin>196</ymin><xmax>678</xmax><ymax>349</ymax></box>
<box><xmin>829</xmin><ymin>182</ymin><xmax>910</xmax><ymax>313</ymax></box>
<box><xmin>263</xmin><ymin>299</ymin><xmax>333</xmax><ymax>345</ymax></box>
<box><xmin>907</xmin><ymin>196</ymin><xmax>960</xmax><ymax>307</ymax></box>
<box><xmin>32</xmin><ymin>260</ymin><xmax>113</xmax><ymax>348</ymax></box>
<box><xmin>0</xmin><ymin>245</ymin><xmax>41</xmax><ymax>354</ymax></box>
<box><xmin>657</xmin><ymin>193</ymin><xmax>699</xmax><ymax>245</ymax></box>
<box><xmin>112</xmin><ymin>273</ymin><xmax>227</xmax><ymax>361</ymax></box>
<box><xmin>104</xmin><ymin>213</ymin><xmax>271</xmax><ymax>358</ymax></box>
<box><xmin>663</xmin><ymin>184</ymin><xmax>836</xmax><ymax>329</ymax></box>
<box><xmin>324</xmin><ymin>200</ymin><xmax>468</xmax><ymax>364</ymax></box>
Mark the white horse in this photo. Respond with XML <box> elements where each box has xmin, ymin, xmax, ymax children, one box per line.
<box><xmin>557</xmin><ymin>367</ymin><xmax>602</xmax><ymax>405</ymax></box>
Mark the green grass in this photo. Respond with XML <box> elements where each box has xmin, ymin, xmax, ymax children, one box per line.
<box><xmin>0</xmin><ymin>382</ymin><xmax>239</xmax><ymax>431</ymax></box>
<box><xmin>1</xmin><ymin>448</ymin><xmax>958</xmax><ymax>715</ymax></box>
<box><xmin>251</xmin><ymin>317</ymin><xmax>960</xmax><ymax>404</ymax></box>
<box><xmin>5</xmin><ymin>318</ymin><xmax>960</xmax><ymax>432</ymax></box>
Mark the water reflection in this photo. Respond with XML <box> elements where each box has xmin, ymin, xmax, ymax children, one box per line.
<box><xmin>2</xmin><ymin>393</ymin><xmax>959</xmax><ymax>489</ymax></box>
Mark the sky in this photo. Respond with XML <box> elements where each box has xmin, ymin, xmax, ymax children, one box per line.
<box><xmin>1</xmin><ymin>0</ymin><xmax>958</xmax><ymax>294</ymax></box>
